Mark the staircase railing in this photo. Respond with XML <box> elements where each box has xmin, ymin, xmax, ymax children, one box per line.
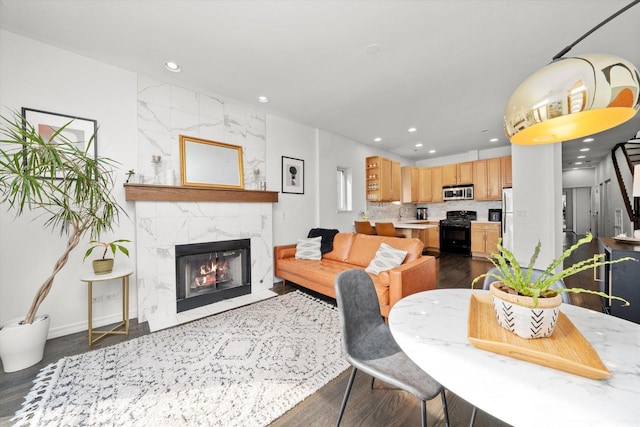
<box><xmin>611</xmin><ymin>143</ymin><xmax>639</xmax><ymax>229</ymax></box>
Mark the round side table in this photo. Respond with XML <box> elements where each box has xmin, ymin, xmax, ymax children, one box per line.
<box><xmin>79</xmin><ymin>267</ymin><xmax>133</xmax><ymax>346</ymax></box>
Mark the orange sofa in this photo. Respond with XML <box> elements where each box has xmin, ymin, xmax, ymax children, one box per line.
<box><xmin>274</xmin><ymin>232</ymin><xmax>436</xmax><ymax>318</ymax></box>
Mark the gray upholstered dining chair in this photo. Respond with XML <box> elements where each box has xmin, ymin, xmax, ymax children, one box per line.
<box><xmin>334</xmin><ymin>269</ymin><xmax>450</xmax><ymax>427</ymax></box>
<box><xmin>481</xmin><ymin>266</ymin><xmax>572</xmax><ymax>305</ymax></box>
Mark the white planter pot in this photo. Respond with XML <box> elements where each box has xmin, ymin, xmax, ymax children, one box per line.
<box><xmin>490</xmin><ymin>282</ymin><xmax>562</xmax><ymax>339</ymax></box>
<box><xmin>0</xmin><ymin>315</ymin><xmax>50</xmax><ymax>373</ymax></box>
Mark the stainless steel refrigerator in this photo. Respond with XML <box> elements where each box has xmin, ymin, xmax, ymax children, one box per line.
<box><xmin>502</xmin><ymin>188</ymin><xmax>514</xmax><ymax>252</ymax></box>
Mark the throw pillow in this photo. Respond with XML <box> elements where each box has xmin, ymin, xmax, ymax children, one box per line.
<box><xmin>307</xmin><ymin>228</ymin><xmax>340</xmax><ymax>254</ymax></box>
<box><xmin>365</xmin><ymin>243</ymin><xmax>408</xmax><ymax>275</ymax></box>
<box><xmin>295</xmin><ymin>236</ymin><xmax>322</xmax><ymax>260</ymax></box>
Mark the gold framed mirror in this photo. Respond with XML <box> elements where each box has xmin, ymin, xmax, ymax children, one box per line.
<box><xmin>179</xmin><ymin>135</ymin><xmax>244</xmax><ymax>189</ymax></box>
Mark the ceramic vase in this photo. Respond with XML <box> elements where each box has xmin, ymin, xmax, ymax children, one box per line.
<box><xmin>92</xmin><ymin>258</ymin><xmax>114</xmax><ymax>275</ymax></box>
<box><xmin>490</xmin><ymin>282</ymin><xmax>562</xmax><ymax>339</ymax></box>
<box><xmin>0</xmin><ymin>315</ymin><xmax>50</xmax><ymax>372</ymax></box>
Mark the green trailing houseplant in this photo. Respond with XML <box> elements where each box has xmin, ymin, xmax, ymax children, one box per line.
<box><xmin>0</xmin><ymin>110</ymin><xmax>126</xmax><ymax>325</ymax></box>
<box><xmin>471</xmin><ymin>233</ymin><xmax>634</xmax><ymax>308</ymax></box>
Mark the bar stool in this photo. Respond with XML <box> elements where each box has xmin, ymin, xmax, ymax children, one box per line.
<box><xmin>354</xmin><ymin>221</ymin><xmax>376</xmax><ymax>235</ymax></box>
<box><xmin>374</xmin><ymin>222</ymin><xmax>404</xmax><ymax>238</ymax></box>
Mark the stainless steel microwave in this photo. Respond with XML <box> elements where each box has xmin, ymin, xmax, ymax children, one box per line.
<box><xmin>443</xmin><ymin>185</ymin><xmax>473</xmax><ymax>201</ymax></box>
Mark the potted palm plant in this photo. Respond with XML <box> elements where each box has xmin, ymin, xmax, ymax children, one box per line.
<box><xmin>0</xmin><ymin>111</ymin><xmax>126</xmax><ymax>372</ymax></box>
<box><xmin>84</xmin><ymin>239</ymin><xmax>131</xmax><ymax>274</ymax></box>
<box><xmin>471</xmin><ymin>234</ymin><xmax>634</xmax><ymax>339</ymax></box>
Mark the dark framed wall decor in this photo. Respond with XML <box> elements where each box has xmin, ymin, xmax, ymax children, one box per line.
<box><xmin>281</xmin><ymin>156</ymin><xmax>304</xmax><ymax>194</ymax></box>
<box><xmin>22</xmin><ymin>107</ymin><xmax>98</xmax><ymax>162</ymax></box>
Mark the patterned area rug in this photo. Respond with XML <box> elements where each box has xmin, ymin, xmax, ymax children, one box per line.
<box><xmin>13</xmin><ymin>291</ymin><xmax>348</xmax><ymax>426</ymax></box>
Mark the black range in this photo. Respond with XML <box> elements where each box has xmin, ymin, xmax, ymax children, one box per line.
<box><xmin>439</xmin><ymin>210</ymin><xmax>477</xmax><ymax>255</ymax></box>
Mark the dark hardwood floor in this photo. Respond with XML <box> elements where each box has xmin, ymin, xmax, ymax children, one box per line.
<box><xmin>0</xmin><ymin>232</ymin><xmax>600</xmax><ymax>427</ymax></box>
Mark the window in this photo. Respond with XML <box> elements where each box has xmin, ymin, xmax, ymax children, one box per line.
<box><xmin>337</xmin><ymin>167</ymin><xmax>352</xmax><ymax>212</ymax></box>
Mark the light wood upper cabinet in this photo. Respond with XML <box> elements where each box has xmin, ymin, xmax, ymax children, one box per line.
<box><xmin>401</xmin><ymin>166</ymin><xmax>419</xmax><ymax>203</ymax></box>
<box><xmin>501</xmin><ymin>156</ymin><xmax>512</xmax><ymax>188</ymax></box>
<box><xmin>366</xmin><ymin>156</ymin><xmax>400</xmax><ymax>202</ymax></box>
<box><xmin>418</xmin><ymin>167</ymin><xmax>433</xmax><ymax>202</ymax></box>
<box><xmin>431</xmin><ymin>166</ymin><xmax>443</xmax><ymax>202</ymax></box>
<box><xmin>442</xmin><ymin>162</ymin><xmax>473</xmax><ymax>186</ymax></box>
<box><xmin>473</xmin><ymin>158</ymin><xmax>502</xmax><ymax>200</ymax></box>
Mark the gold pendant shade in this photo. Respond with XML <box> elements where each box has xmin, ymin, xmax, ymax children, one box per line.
<box><xmin>505</xmin><ymin>54</ymin><xmax>640</xmax><ymax>145</ymax></box>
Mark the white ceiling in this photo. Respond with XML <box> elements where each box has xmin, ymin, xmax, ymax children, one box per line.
<box><xmin>1</xmin><ymin>0</ymin><xmax>639</xmax><ymax>169</ymax></box>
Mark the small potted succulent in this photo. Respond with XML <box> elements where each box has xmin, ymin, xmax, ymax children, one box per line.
<box><xmin>471</xmin><ymin>234</ymin><xmax>633</xmax><ymax>339</ymax></box>
<box><xmin>84</xmin><ymin>239</ymin><xmax>131</xmax><ymax>275</ymax></box>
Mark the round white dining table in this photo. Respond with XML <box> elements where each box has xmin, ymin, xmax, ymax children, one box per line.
<box><xmin>389</xmin><ymin>289</ymin><xmax>640</xmax><ymax>427</ymax></box>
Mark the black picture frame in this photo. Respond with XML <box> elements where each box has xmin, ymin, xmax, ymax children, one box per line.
<box><xmin>281</xmin><ymin>156</ymin><xmax>304</xmax><ymax>194</ymax></box>
<box><xmin>22</xmin><ymin>108</ymin><xmax>98</xmax><ymax>169</ymax></box>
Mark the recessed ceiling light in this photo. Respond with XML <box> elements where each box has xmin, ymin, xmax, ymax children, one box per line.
<box><xmin>365</xmin><ymin>43</ymin><xmax>381</xmax><ymax>54</ymax></box>
<box><xmin>575</xmin><ymin>162</ymin><xmax>583</xmax><ymax>165</ymax></box>
<box><xmin>580</xmin><ymin>148</ymin><xmax>590</xmax><ymax>152</ymax></box>
<box><xmin>164</xmin><ymin>61</ymin><xmax>181</xmax><ymax>72</ymax></box>
<box><xmin>489</xmin><ymin>138</ymin><xmax>499</xmax><ymax>142</ymax></box>
<box><xmin>583</xmin><ymin>138</ymin><xmax>595</xmax><ymax>142</ymax></box>
<box><xmin>374</xmin><ymin>137</ymin><xmax>382</xmax><ymax>142</ymax></box>
<box><xmin>257</xmin><ymin>95</ymin><xmax>269</xmax><ymax>103</ymax></box>
<box><xmin>577</xmin><ymin>155</ymin><xmax>586</xmax><ymax>159</ymax></box>
<box><xmin>415</xmin><ymin>143</ymin><xmax>423</xmax><ymax>148</ymax></box>
<box><xmin>408</xmin><ymin>127</ymin><xmax>417</xmax><ymax>133</ymax></box>
<box><xmin>428</xmin><ymin>149</ymin><xmax>436</xmax><ymax>154</ymax></box>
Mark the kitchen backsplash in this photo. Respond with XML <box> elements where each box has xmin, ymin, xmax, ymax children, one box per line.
<box><xmin>366</xmin><ymin>199</ymin><xmax>501</xmax><ymax>221</ymax></box>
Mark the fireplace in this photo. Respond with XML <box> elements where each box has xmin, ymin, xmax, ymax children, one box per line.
<box><xmin>175</xmin><ymin>239</ymin><xmax>251</xmax><ymax>313</ymax></box>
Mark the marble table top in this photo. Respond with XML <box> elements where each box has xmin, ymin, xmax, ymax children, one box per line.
<box><xmin>389</xmin><ymin>289</ymin><xmax>640</xmax><ymax>427</ymax></box>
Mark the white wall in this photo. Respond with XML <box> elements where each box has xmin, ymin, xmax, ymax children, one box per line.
<box><xmin>267</xmin><ymin>115</ymin><xmax>319</xmax><ymax>246</ymax></box>
<box><xmin>317</xmin><ymin>130</ymin><xmax>412</xmax><ymax>232</ymax></box>
<box><xmin>0</xmin><ymin>31</ymin><xmax>138</xmax><ymax>337</ymax></box>
<box><xmin>416</xmin><ymin>146</ymin><xmax>511</xmax><ymax>167</ymax></box>
<box><xmin>562</xmin><ymin>168</ymin><xmax>595</xmax><ymax>188</ymax></box>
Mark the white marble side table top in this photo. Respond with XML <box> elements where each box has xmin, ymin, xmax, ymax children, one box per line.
<box><xmin>389</xmin><ymin>289</ymin><xmax>640</xmax><ymax>427</ymax></box>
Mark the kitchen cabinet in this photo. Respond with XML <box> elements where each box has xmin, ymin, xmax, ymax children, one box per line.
<box><xmin>501</xmin><ymin>156</ymin><xmax>512</xmax><ymax>188</ymax></box>
<box><xmin>442</xmin><ymin>162</ymin><xmax>473</xmax><ymax>186</ymax></box>
<box><xmin>418</xmin><ymin>168</ymin><xmax>433</xmax><ymax>202</ymax></box>
<box><xmin>473</xmin><ymin>158</ymin><xmax>502</xmax><ymax>200</ymax></box>
<box><xmin>471</xmin><ymin>222</ymin><xmax>500</xmax><ymax>259</ymax></box>
<box><xmin>414</xmin><ymin>221</ymin><xmax>440</xmax><ymax>251</ymax></box>
<box><xmin>401</xmin><ymin>166</ymin><xmax>419</xmax><ymax>203</ymax></box>
<box><xmin>431</xmin><ymin>166</ymin><xmax>443</xmax><ymax>202</ymax></box>
<box><xmin>597</xmin><ymin>238</ymin><xmax>640</xmax><ymax>324</ymax></box>
<box><xmin>366</xmin><ymin>156</ymin><xmax>400</xmax><ymax>202</ymax></box>
<box><xmin>418</xmin><ymin>167</ymin><xmax>443</xmax><ymax>203</ymax></box>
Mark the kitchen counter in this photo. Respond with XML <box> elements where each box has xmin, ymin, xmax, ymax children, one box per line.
<box><xmin>368</xmin><ymin>220</ymin><xmax>438</xmax><ymax>230</ymax></box>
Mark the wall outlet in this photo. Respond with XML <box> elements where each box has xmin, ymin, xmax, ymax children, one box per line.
<box><xmin>105</xmin><ymin>293</ymin><xmax>119</xmax><ymax>301</ymax></box>
<box><xmin>92</xmin><ymin>295</ymin><xmax>104</xmax><ymax>303</ymax></box>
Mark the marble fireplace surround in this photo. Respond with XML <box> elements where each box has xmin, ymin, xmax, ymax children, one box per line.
<box><xmin>126</xmin><ymin>184</ymin><xmax>279</xmax><ymax>332</ymax></box>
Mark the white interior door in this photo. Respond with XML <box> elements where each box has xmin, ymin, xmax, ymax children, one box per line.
<box><xmin>575</xmin><ymin>187</ymin><xmax>591</xmax><ymax>236</ymax></box>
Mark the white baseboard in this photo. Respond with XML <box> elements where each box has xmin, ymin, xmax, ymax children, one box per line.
<box><xmin>47</xmin><ymin>309</ymin><xmax>139</xmax><ymax>340</ymax></box>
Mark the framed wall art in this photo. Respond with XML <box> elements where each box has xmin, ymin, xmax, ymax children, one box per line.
<box><xmin>22</xmin><ymin>107</ymin><xmax>98</xmax><ymax>162</ymax></box>
<box><xmin>281</xmin><ymin>156</ymin><xmax>304</xmax><ymax>194</ymax></box>
<box><xmin>179</xmin><ymin>135</ymin><xmax>244</xmax><ymax>189</ymax></box>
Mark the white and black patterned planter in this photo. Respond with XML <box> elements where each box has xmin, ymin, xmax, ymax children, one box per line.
<box><xmin>489</xmin><ymin>282</ymin><xmax>562</xmax><ymax>339</ymax></box>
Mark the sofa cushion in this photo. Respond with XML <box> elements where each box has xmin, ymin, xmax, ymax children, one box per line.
<box><xmin>323</xmin><ymin>233</ymin><xmax>356</xmax><ymax>262</ymax></box>
<box><xmin>346</xmin><ymin>234</ymin><xmax>423</xmax><ymax>267</ymax></box>
<box><xmin>295</xmin><ymin>236</ymin><xmax>322</xmax><ymax>260</ymax></box>
<box><xmin>365</xmin><ymin>243</ymin><xmax>408</xmax><ymax>275</ymax></box>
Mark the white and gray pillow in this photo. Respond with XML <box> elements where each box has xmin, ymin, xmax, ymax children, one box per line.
<box><xmin>295</xmin><ymin>236</ymin><xmax>322</xmax><ymax>260</ymax></box>
<box><xmin>365</xmin><ymin>243</ymin><xmax>408</xmax><ymax>275</ymax></box>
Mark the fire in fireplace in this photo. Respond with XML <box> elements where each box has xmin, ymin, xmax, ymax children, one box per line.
<box><xmin>175</xmin><ymin>239</ymin><xmax>251</xmax><ymax>313</ymax></box>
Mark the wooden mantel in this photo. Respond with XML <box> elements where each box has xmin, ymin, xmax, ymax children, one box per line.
<box><xmin>124</xmin><ymin>183</ymin><xmax>279</xmax><ymax>203</ymax></box>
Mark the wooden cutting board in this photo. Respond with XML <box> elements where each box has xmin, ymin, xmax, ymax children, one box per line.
<box><xmin>467</xmin><ymin>293</ymin><xmax>610</xmax><ymax>379</ymax></box>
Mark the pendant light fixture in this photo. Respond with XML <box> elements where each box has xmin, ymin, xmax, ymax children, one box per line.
<box><xmin>505</xmin><ymin>0</ymin><xmax>640</xmax><ymax>145</ymax></box>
